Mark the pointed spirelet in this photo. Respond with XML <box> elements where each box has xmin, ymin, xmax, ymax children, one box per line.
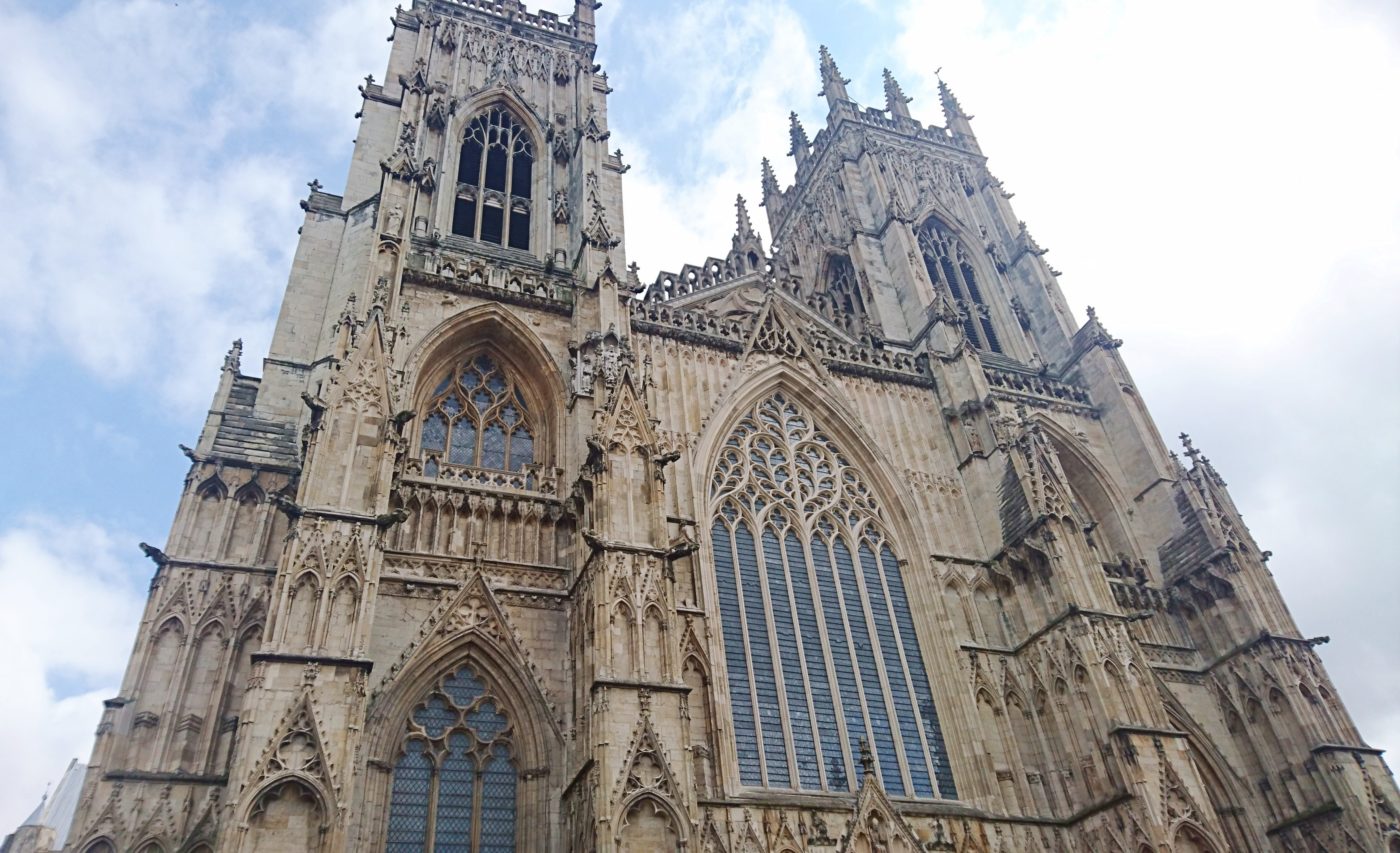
<box><xmin>818</xmin><ymin>45</ymin><xmax>851</xmax><ymax>107</ymax></box>
<box><xmin>938</xmin><ymin>75</ymin><xmax>979</xmax><ymax>150</ymax></box>
<box><xmin>883</xmin><ymin>68</ymin><xmax>912</xmax><ymax>119</ymax></box>
<box><xmin>788</xmin><ymin>112</ymin><xmax>811</xmax><ymax>164</ymax></box>
<box><xmin>760</xmin><ymin>157</ymin><xmax>780</xmax><ymax>202</ymax></box>
<box><xmin>735</xmin><ymin>194</ymin><xmax>756</xmax><ymax>240</ymax></box>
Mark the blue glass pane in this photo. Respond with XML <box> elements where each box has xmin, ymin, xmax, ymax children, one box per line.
<box><xmin>433</xmin><ymin>373</ymin><xmax>453</xmax><ymax>396</ymax></box>
<box><xmin>509</xmin><ymin>429</ymin><xmax>534</xmax><ymax>471</ymax></box>
<box><xmin>434</xmin><ymin>734</ymin><xmax>475</xmax><ymax>853</ymax></box>
<box><xmin>712</xmin><ymin>521</ymin><xmax>761</xmax><ymax>785</ymax></box>
<box><xmin>413</xmin><ymin>695</ymin><xmax>457</xmax><ymax>738</ymax></box>
<box><xmin>833</xmin><ymin>539</ymin><xmax>904</xmax><ymax>795</ymax></box>
<box><xmin>735</xmin><ymin>523</ymin><xmax>790</xmax><ymax>786</ymax></box>
<box><xmin>461</xmin><ymin>367</ymin><xmax>483</xmax><ymax>390</ymax></box>
<box><xmin>474</xmin><ymin>390</ymin><xmax>493</xmax><ymax>412</ymax></box>
<box><xmin>501</xmin><ymin>406</ymin><xmax>520</xmax><ymax>426</ymax></box>
<box><xmin>882</xmin><ymin>544</ymin><xmax>957</xmax><ymax>798</ymax></box>
<box><xmin>860</xmin><ymin>542</ymin><xmax>932</xmax><ymax>797</ymax></box>
<box><xmin>486</xmin><ymin>373</ymin><xmax>507</xmax><ymax>397</ymax></box>
<box><xmin>473</xmin><ymin>355</ymin><xmax>496</xmax><ymax>375</ymax></box>
<box><xmin>385</xmin><ymin>741</ymin><xmax>432</xmax><ymax>852</ymax></box>
<box><xmin>442</xmin><ymin>396</ymin><xmax>462</xmax><ymax>416</ymax></box>
<box><xmin>467</xmin><ymin>701</ymin><xmax>509</xmax><ymax>743</ymax></box>
<box><xmin>812</xmin><ymin>537</ymin><xmax>862</xmax><ymax>793</ymax></box>
<box><xmin>785</xmin><ymin>532</ymin><xmax>845</xmax><ymax>791</ymax></box>
<box><xmin>481</xmin><ymin>424</ymin><xmax>507</xmax><ymax>470</ymax></box>
<box><xmin>424</xmin><ymin>458</ymin><xmax>440</xmax><ymax>478</ymax></box>
<box><xmin>762</xmin><ymin>529</ymin><xmax>819</xmax><ymax>789</ymax></box>
<box><xmin>449</xmin><ymin>419</ymin><xmax>477</xmax><ymax>466</ymax></box>
<box><xmin>422</xmin><ymin>414</ymin><xmax>447</xmax><ymax>453</ymax></box>
<box><xmin>478</xmin><ymin>744</ymin><xmax>517</xmax><ymax>852</ymax></box>
<box><xmin>443</xmin><ymin>668</ymin><xmax>485</xmax><ymax>708</ymax></box>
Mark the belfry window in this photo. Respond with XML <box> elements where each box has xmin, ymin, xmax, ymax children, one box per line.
<box><xmin>418</xmin><ymin>353</ymin><xmax>536</xmax><ymax>478</ymax></box>
<box><xmin>917</xmin><ymin>218</ymin><xmax>1002</xmax><ymax>353</ymax></box>
<box><xmin>385</xmin><ymin>664</ymin><xmax>518</xmax><ymax>852</ymax></box>
<box><xmin>452</xmin><ymin>108</ymin><xmax>534</xmax><ymax>252</ymax></box>
<box><xmin>709</xmin><ymin>393</ymin><xmax>957</xmax><ymax>799</ymax></box>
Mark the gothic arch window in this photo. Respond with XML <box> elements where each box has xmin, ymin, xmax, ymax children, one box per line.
<box><xmin>453</xmin><ymin>107</ymin><xmax>534</xmax><ymax>251</ymax></box>
<box><xmin>385</xmin><ymin>663</ymin><xmax>518</xmax><ymax>852</ymax></box>
<box><xmin>917</xmin><ymin>218</ymin><xmax>1002</xmax><ymax>353</ymax></box>
<box><xmin>822</xmin><ymin>254</ymin><xmax>865</xmax><ymax>332</ymax></box>
<box><xmin>417</xmin><ymin>352</ymin><xmax>537</xmax><ymax>479</ymax></box>
<box><xmin>709</xmin><ymin>393</ymin><xmax>957</xmax><ymax>799</ymax></box>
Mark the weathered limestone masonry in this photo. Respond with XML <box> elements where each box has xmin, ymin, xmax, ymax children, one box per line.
<box><xmin>61</xmin><ymin>2</ymin><xmax>1397</xmax><ymax>851</ymax></box>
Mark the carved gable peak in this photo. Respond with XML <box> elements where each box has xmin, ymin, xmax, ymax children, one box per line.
<box><xmin>743</xmin><ymin>295</ymin><xmax>826</xmax><ymax>377</ymax></box>
<box><xmin>838</xmin><ymin>766</ymin><xmax>924</xmax><ymax>852</ymax></box>
<box><xmin>614</xmin><ymin>714</ymin><xmax>682</xmax><ymax>803</ymax></box>
<box><xmin>371</xmin><ymin>571</ymin><xmax>558</xmax><ymax>728</ymax></box>
<box><xmin>595</xmin><ymin>370</ymin><xmax>658</xmax><ymax>453</ymax></box>
<box><xmin>245</xmin><ymin>693</ymin><xmax>338</xmax><ymax>806</ymax></box>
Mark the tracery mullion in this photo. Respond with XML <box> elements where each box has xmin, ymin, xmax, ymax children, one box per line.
<box><xmin>833</xmin><ymin>536</ymin><xmax>903</xmax><ymax>795</ymax></box>
<box><xmin>813</xmin><ymin>532</ymin><xmax>877</xmax><ymax>791</ymax></box>
<box><xmin>856</xmin><ymin>537</ymin><xmax>930</xmax><ymax>797</ymax></box>
<box><xmin>473</xmin><ymin>129</ymin><xmax>488</xmax><ymax>243</ymax></box>
<box><xmin>712</xmin><ymin>517</ymin><xmax>763</xmax><ymax>786</ymax></box>
<box><xmin>501</xmin><ymin>126</ymin><xmax>515</xmax><ymax>250</ymax></box>
<box><xmin>735</xmin><ymin>516</ymin><xmax>790</xmax><ymax>787</ymax></box>
<box><xmin>760</xmin><ymin>523</ymin><xmax>820</xmax><ymax>789</ymax></box>
<box><xmin>784</xmin><ymin>528</ymin><xmax>846</xmax><ymax>791</ymax></box>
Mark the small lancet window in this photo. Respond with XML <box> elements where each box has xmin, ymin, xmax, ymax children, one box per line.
<box><xmin>418</xmin><ymin>353</ymin><xmax>536</xmax><ymax>476</ymax></box>
<box><xmin>452</xmin><ymin>107</ymin><xmax>534</xmax><ymax>252</ymax></box>
<box><xmin>384</xmin><ymin>664</ymin><xmax>519</xmax><ymax>851</ymax></box>
<box><xmin>917</xmin><ymin>218</ymin><xmax>1002</xmax><ymax>353</ymax></box>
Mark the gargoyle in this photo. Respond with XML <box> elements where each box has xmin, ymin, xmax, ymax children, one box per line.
<box><xmin>139</xmin><ymin>542</ymin><xmax>169</xmax><ymax>567</ymax></box>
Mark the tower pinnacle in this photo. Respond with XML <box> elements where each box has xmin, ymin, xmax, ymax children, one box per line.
<box><xmin>883</xmin><ymin>68</ymin><xmax>912</xmax><ymax>119</ymax></box>
<box><xmin>788</xmin><ymin>112</ymin><xmax>811</xmax><ymax>165</ymax></box>
<box><xmin>760</xmin><ymin>157</ymin><xmax>780</xmax><ymax>204</ymax></box>
<box><xmin>735</xmin><ymin>194</ymin><xmax>756</xmax><ymax>240</ymax></box>
<box><xmin>938</xmin><ymin>75</ymin><xmax>979</xmax><ymax>150</ymax></box>
<box><xmin>819</xmin><ymin>45</ymin><xmax>851</xmax><ymax>108</ymax></box>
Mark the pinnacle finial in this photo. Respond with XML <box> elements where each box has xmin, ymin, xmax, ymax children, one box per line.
<box><xmin>1179</xmin><ymin>433</ymin><xmax>1204</xmax><ymax>465</ymax></box>
<box><xmin>760</xmin><ymin>157</ymin><xmax>780</xmax><ymax>201</ymax></box>
<box><xmin>788</xmin><ymin>112</ymin><xmax>811</xmax><ymax>158</ymax></box>
<box><xmin>883</xmin><ymin>68</ymin><xmax>912</xmax><ymax>118</ymax></box>
<box><xmin>818</xmin><ymin>45</ymin><xmax>851</xmax><ymax>106</ymax></box>
<box><xmin>735</xmin><ymin>194</ymin><xmax>756</xmax><ymax>240</ymax></box>
<box><xmin>938</xmin><ymin>77</ymin><xmax>966</xmax><ymax>117</ymax></box>
<box><xmin>223</xmin><ymin>339</ymin><xmax>243</xmax><ymax>373</ymax></box>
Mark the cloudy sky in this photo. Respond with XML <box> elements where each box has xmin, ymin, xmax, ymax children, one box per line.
<box><xmin>0</xmin><ymin>0</ymin><xmax>1396</xmax><ymax>832</ymax></box>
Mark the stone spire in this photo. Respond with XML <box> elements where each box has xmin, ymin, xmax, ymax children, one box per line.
<box><xmin>938</xmin><ymin>75</ymin><xmax>979</xmax><ymax>151</ymax></box>
<box><xmin>819</xmin><ymin>45</ymin><xmax>851</xmax><ymax>108</ymax></box>
<box><xmin>788</xmin><ymin>112</ymin><xmax>811</xmax><ymax>165</ymax></box>
<box><xmin>760</xmin><ymin>157</ymin><xmax>780</xmax><ymax>203</ymax></box>
<box><xmin>735</xmin><ymin>194</ymin><xmax>756</xmax><ymax>241</ymax></box>
<box><xmin>883</xmin><ymin>68</ymin><xmax>912</xmax><ymax>119</ymax></box>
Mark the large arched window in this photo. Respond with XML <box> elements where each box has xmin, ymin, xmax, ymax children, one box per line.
<box><xmin>917</xmin><ymin>218</ymin><xmax>1001</xmax><ymax>353</ymax></box>
<box><xmin>385</xmin><ymin>664</ymin><xmax>518</xmax><ymax>852</ymax></box>
<box><xmin>418</xmin><ymin>353</ymin><xmax>536</xmax><ymax>478</ymax></box>
<box><xmin>709</xmin><ymin>393</ymin><xmax>957</xmax><ymax>799</ymax></box>
<box><xmin>453</xmin><ymin>107</ymin><xmax>534</xmax><ymax>251</ymax></box>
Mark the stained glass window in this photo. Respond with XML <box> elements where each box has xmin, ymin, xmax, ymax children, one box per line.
<box><xmin>453</xmin><ymin>107</ymin><xmax>533</xmax><ymax>251</ymax></box>
<box><xmin>918</xmin><ymin>217</ymin><xmax>1002</xmax><ymax>354</ymax></box>
<box><xmin>709</xmin><ymin>393</ymin><xmax>957</xmax><ymax>798</ymax></box>
<box><xmin>384</xmin><ymin>664</ymin><xmax>519</xmax><ymax>851</ymax></box>
<box><xmin>418</xmin><ymin>354</ymin><xmax>536</xmax><ymax>476</ymax></box>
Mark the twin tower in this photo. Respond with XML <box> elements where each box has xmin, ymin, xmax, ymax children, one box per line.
<box><xmin>55</xmin><ymin>1</ymin><xmax>1396</xmax><ymax>851</ymax></box>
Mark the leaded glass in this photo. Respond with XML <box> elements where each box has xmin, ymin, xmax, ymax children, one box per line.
<box><xmin>384</xmin><ymin>663</ymin><xmax>520</xmax><ymax>851</ymax></box>
<box><xmin>919</xmin><ymin>217</ymin><xmax>1003</xmax><ymax>353</ymax></box>
<box><xmin>452</xmin><ymin>107</ymin><xmax>534</xmax><ymax>250</ymax></box>
<box><xmin>418</xmin><ymin>353</ymin><xmax>537</xmax><ymax>476</ymax></box>
<box><xmin>709</xmin><ymin>393</ymin><xmax>956</xmax><ymax>798</ymax></box>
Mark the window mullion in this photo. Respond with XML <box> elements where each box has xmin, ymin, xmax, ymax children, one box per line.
<box><xmin>855</xmin><ymin>539</ymin><xmax>917</xmax><ymax>796</ymax></box>
<box><xmin>756</xmin><ymin>524</ymin><xmax>800</xmax><ymax>788</ymax></box>
<box><xmin>472</xmin><ymin>764</ymin><xmax>484</xmax><ymax>853</ymax></box>
<box><xmin>475</xmin><ymin>141</ymin><xmax>488</xmax><ymax>242</ymax></box>
<box><xmin>805</xmin><ymin>532</ymin><xmax>856</xmax><ymax>790</ymax></box>
<box><xmin>502</xmin><ymin>133</ymin><xmax>514</xmax><ymax>248</ymax></box>
<box><xmin>778</xmin><ymin>526</ymin><xmax>828</xmax><ymax>789</ymax></box>
<box><xmin>426</xmin><ymin>759</ymin><xmax>441</xmax><ymax>851</ymax></box>
<box><xmin>728</xmin><ymin>518</ymin><xmax>768</xmax><ymax>787</ymax></box>
<box><xmin>822</xmin><ymin>536</ymin><xmax>878</xmax><ymax>781</ymax></box>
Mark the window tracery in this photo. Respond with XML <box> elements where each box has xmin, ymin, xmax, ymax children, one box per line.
<box><xmin>418</xmin><ymin>353</ymin><xmax>536</xmax><ymax>479</ymax></box>
<box><xmin>385</xmin><ymin>664</ymin><xmax>518</xmax><ymax>852</ymax></box>
<box><xmin>918</xmin><ymin>218</ymin><xmax>1002</xmax><ymax>353</ymax></box>
<box><xmin>709</xmin><ymin>393</ymin><xmax>957</xmax><ymax>799</ymax></box>
<box><xmin>453</xmin><ymin>107</ymin><xmax>534</xmax><ymax>251</ymax></box>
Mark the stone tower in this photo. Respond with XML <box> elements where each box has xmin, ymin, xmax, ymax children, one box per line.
<box><xmin>60</xmin><ymin>2</ymin><xmax>1397</xmax><ymax>851</ymax></box>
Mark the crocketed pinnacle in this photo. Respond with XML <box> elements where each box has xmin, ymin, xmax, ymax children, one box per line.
<box><xmin>883</xmin><ymin>68</ymin><xmax>912</xmax><ymax>118</ymax></box>
<box><xmin>788</xmin><ymin>111</ymin><xmax>811</xmax><ymax>157</ymax></box>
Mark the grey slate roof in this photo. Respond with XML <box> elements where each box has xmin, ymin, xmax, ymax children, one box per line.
<box><xmin>211</xmin><ymin>377</ymin><xmax>300</xmax><ymax>467</ymax></box>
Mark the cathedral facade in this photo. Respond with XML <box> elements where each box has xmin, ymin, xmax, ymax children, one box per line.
<box><xmin>59</xmin><ymin>2</ymin><xmax>1398</xmax><ymax>851</ymax></box>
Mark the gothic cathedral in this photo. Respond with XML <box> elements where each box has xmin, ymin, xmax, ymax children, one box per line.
<box><xmin>60</xmin><ymin>2</ymin><xmax>1398</xmax><ymax>851</ymax></box>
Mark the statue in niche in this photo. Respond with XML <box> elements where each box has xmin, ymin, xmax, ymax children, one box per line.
<box><xmin>386</xmin><ymin>204</ymin><xmax>404</xmax><ymax>236</ymax></box>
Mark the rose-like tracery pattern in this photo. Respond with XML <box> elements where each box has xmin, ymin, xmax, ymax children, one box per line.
<box><xmin>709</xmin><ymin>393</ymin><xmax>956</xmax><ymax>798</ymax></box>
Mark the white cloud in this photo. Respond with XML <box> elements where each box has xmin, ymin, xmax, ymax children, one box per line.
<box><xmin>0</xmin><ymin>517</ymin><xmax>149</xmax><ymax>834</ymax></box>
<box><xmin>0</xmin><ymin>0</ymin><xmax>384</xmax><ymax>414</ymax></box>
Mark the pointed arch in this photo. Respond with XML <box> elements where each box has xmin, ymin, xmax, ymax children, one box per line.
<box><xmin>240</xmin><ymin>777</ymin><xmax>328</xmax><ymax>853</ymax></box>
<box><xmin>615</xmin><ymin>791</ymin><xmax>689</xmax><ymax>851</ymax></box>
<box><xmin>405</xmin><ymin>304</ymin><xmax>564</xmax><ymax>476</ymax></box>
<box><xmin>1031</xmin><ymin>414</ymin><xmax>1144</xmax><ymax>564</ymax></box>
<box><xmin>362</xmin><ymin>608</ymin><xmax>562</xmax><ymax>851</ymax></box>
<box><xmin>698</xmin><ymin>375</ymin><xmax>957</xmax><ymax>800</ymax></box>
<box><xmin>447</xmin><ymin>92</ymin><xmax>544</xmax><ymax>253</ymax></box>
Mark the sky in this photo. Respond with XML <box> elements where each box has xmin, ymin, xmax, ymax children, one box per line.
<box><xmin>0</xmin><ymin>0</ymin><xmax>1397</xmax><ymax>833</ymax></box>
